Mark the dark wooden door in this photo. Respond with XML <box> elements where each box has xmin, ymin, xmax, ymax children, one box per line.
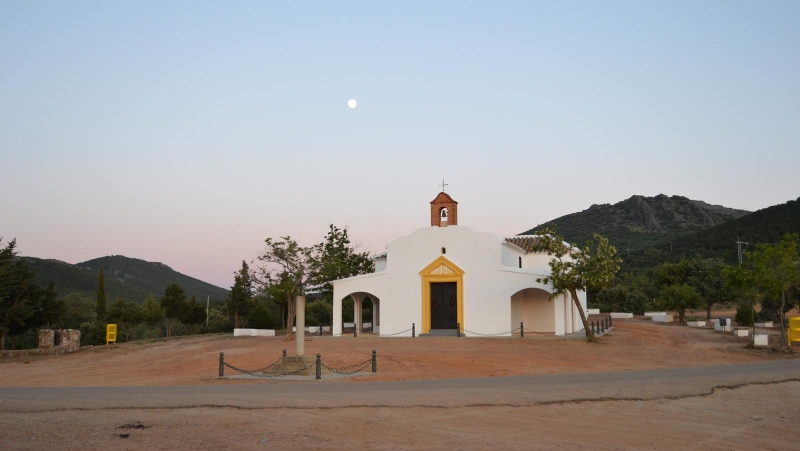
<box><xmin>430</xmin><ymin>282</ymin><xmax>457</xmax><ymax>329</ymax></box>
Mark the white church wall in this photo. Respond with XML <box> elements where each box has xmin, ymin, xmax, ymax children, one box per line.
<box><xmin>374</xmin><ymin>259</ymin><xmax>387</xmax><ymax>272</ymax></box>
<box><xmin>501</xmin><ymin>245</ymin><xmax>521</xmax><ymax>268</ymax></box>
<box><xmin>510</xmin><ymin>289</ymin><xmax>555</xmax><ymax>333</ymax></box>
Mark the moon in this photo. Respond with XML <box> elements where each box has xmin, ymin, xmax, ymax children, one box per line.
<box><xmin>347</xmin><ymin>99</ymin><xmax>357</xmax><ymax>109</ymax></box>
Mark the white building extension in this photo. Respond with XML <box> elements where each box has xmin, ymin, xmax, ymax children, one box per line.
<box><xmin>331</xmin><ymin>192</ymin><xmax>586</xmax><ymax>337</ymax></box>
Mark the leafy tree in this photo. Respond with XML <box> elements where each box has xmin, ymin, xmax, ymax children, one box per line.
<box><xmin>687</xmin><ymin>257</ymin><xmax>732</xmax><ymax>320</ymax></box>
<box><xmin>0</xmin><ymin>238</ymin><xmax>43</xmax><ymax>350</ymax></box>
<box><xmin>61</xmin><ymin>292</ymin><xmax>97</xmax><ymax>329</ymax></box>
<box><xmin>96</xmin><ymin>268</ymin><xmax>106</xmax><ymax>320</ymax></box>
<box><xmin>310</xmin><ymin>224</ymin><xmax>375</xmax><ymax>302</ymax></box>
<box><xmin>160</xmin><ymin>284</ymin><xmax>188</xmax><ymax>337</ymax></box>
<box><xmin>141</xmin><ymin>294</ymin><xmax>166</xmax><ymax>326</ymax></box>
<box><xmin>723</xmin><ymin>264</ymin><xmax>760</xmax><ymax>342</ymax></box>
<box><xmin>746</xmin><ymin>234</ymin><xmax>800</xmax><ymax>351</ymax></box>
<box><xmin>531</xmin><ymin>228</ymin><xmax>622</xmax><ymax>340</ymax></box>
<box><xmin>658</xmin><ymin>284</ymin><xmax>701</xmax><ymax>322</ymax></box>
<box><xmin>248</xmin><ymin>296</ymin><xmax>279</xmax><ymax>330</ymax></box>
<box><xmin>257</xmin><ymin>236</ymin><xmax>315</xmax><ymax>341</ymax></box>
<box><xmin>106</xmin><ymin>299</ymin><xmax>145</xmax><ymax>341</ymax></box>
<box><xmin>37</xmin><ymin>282</ymin><xmax>66</xmax><ymax>329</ymax></box>
<box><xmin>183</xmin><ymin>295</ymin><xmax>206</xmax><ymax>326</ymax></box>
<box><xmin>226</xmin><ymin>261</ymin><xmax>254</xmax><ymax>328</ymax></box>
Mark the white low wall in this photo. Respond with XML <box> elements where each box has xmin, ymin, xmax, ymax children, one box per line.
<box><xmin>344</xmin><ymin>322</ymin><xmax>354</xmax><ymax>328</ymax></box>
<box><xmin>307</xmin><ymin>326</ymin><xmax>331</xmax><ymax>333</ymax></box>
<box><xmin>754</xmin><ymin>333</ymin><xmax>769</xmax><ymax>346</ymax></box>
<box><xmin>233</xmin><ymin>329</ymin><xmax>276</xmax><ymax>337</ymax></box>
<box><xmin>644</xmin><ymin>312</ymin><xmax>666</xmax><ymax>318</ymax></box>
<box><xmin>754</xmin><ymin>322</ymin><xmax>773</xmax><ymax>328</ymax></box>
<box><xmin>610</xmin><ymin>312</ymin><xmax>633</xmax><ymax>319</ymax></box>
<box><xmin>652</xmin><ymin>314</ymin><xmax>673</xmax><ymax>323</ymax></box>
<box><xmin>734</xmin><ymin>329</ymin><xmax>749</xmax><ymax>337</ymax></box>
<box><xmin>687</xmin><ymin>321</ymin><xmax>705</xmax><ymax>327</ymax></box>
<box><xmin>710</xmin><ymin>318</ymin><xmax>720</xmax><ymax>324</ymax></box>
<box><xmin>586</xmin><ymin>308</ymin><xmax>600</xmax><ymax>315</ymax></box>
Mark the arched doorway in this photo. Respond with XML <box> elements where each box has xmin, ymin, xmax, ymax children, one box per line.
<box><xmin>339</xmin><ymin>292</ymin><xmax>380</xmax><ymax>335</ymax></box>
<box><xmin>510</xmin><ymin>288</ymin><xmax>556</xmax><ymax>335</ymax></box>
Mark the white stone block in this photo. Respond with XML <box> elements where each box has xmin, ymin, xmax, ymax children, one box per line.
<box><xmin>363</xmin><ymin>323</ymin><xmax>372</xmax><ymax>328</ymax></box>
<box><xmin>710</xmin><ymin>318</ymin><xmax>720</xmax><ymax>324</ymax></box>
<box><xmin>652</xmin><ymin>314</ymin><xmax>673</xmax><ymax>323</ymax></box>
<box><xmin>291</xmin><ymin>327</ymin><xmax>311</xmax><ymax>333</ymax></box>
<box><xmin>587</xmin><ymin>309</ymin><xmax>600</xmax><ymax>315</ymax></box>
<box><xmin>344</xmin><ymin>322</ymin><xmax>354</xmax><ymax>328</ymax></box>
<box><xmin>734</xmin><ymin>329</ymin><xmax>749</xmax><ymax>337</ymax></box>
<box><xmin>754</xmin><ymin>321</ymin><xmax>773</xmax><ymax>328</ymax></box>
<box><xmin>687</xmin><ymin>321</ymin><xmax>706</xmax><ymax>327</ymax></box>
<box><xmin>714</xmin><ymin>323</ymin><xmax>732</xmax><ymax>332</ymax></box>
<box><xmin>307</xmin><ymin>326</ymin><xmax>330</xmax><ymax>333</ymax></box>
<box><xmin>754</xmin><ymin>334</ymin><xmax>769</xmax><ymax>346</ymax></box>
<box><xmin>644</xmin><ymin>312</ymin><xmax>666</xmax><ymax>317</ymax></box>
<box><xmin>610</xmin><ymin>312</ymin><xmax>633</xmax><ymax>319</ymax></box>
<box><xmin>233</xmin><ymin>328</ymin><xmax>255</xmax><ymax>337</ymax></box>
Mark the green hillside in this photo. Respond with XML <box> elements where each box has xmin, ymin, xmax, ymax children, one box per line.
<box><xmin>625</xmin><ymin>196</ymin><xmax>800</xmax><ymax>269</ymax></box>
<box><xmin>520</xmin><ymin>194</ymin><xmax>750</xmax><ymax>254</ymax></box>
<box><xmin>25</xmin><ymin>255</ymin><xmax>229</xmax><ymax>303</ymax></box>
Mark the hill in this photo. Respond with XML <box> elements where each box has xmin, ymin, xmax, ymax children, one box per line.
<box><xmin>24</xmin><ymin>255</ymin><xmax>229</xmax><ymax>303</ymax></box>
<box><xmin>520</xmin><ymin>194</ymin><xmax>750</xmax><ymax>254</ymax></box>
<box><xmin>625</xmin><ymin>196</ymin><xmax>800</xmax><ymax>268</ymax></box>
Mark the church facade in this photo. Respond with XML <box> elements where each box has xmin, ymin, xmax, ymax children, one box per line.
<box><xmin>331</xmin><ymin>192</ymin><xmax>587</xmax><ymax>337</ymax></box>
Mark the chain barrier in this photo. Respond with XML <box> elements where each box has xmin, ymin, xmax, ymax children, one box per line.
<box><xmin>379</xmin><ymin>327</ymin><xmax>413</xmax><ymax>336</ymax></box>
<box><xmin>222</xmin><ymin>361</ymin><xmax>315</xmax><ymax>378</ymax></box>
<box><xmin>355</xmin><ymin>326</ymin><xmax>378</xmax><ymax>335</ymax></box>
<box><xmin>321</xmin><ymin>358</ymin><xmax>372</xmax><ymax>375</ymax></box>
<box><xmin>462</xmin><ymin>327</ymin><xmax>521</xmax><ymax>336</ymax></box>
<box><xmin>523</xmin><ymin>327</ymin><xmax>558</xmax><ymax>336</ymax></box>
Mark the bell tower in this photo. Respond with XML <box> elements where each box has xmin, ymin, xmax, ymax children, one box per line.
<box><xmin>430</xmin><ymin>192</ymin><xmax>458</xmax><ymax>227</ymax></box>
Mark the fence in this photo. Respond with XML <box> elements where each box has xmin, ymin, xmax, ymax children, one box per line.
<box><xmin>218</xmin><ymin>350</ymin><xmax>378</xmax><ymax>380</ymax></box>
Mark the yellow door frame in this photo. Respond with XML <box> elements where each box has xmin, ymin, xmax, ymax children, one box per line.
<box><xmin>420</xmin><ymin>256</ymin><xmax>464</xmax><ymax>334</ymax></box>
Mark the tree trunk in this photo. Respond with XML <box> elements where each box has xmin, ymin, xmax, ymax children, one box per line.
<box><xmin>0</xmin><ymin>330</ymin><xmax>4</xmax><ymax>351</ymax></box>
<box><xmin>679</xmin><ymin>309</ymin><xmax>686</xmax><ymax>322</ymax></box>
<box><xmin>750</xmin><ymin>299</ymin><xmax>756</xmax><ymax>346</ymax></box>
<box><xmin>706</xmin><ymin>303</ymin><xmax>712</xmax><ymax>320</ymax></box>
<box><xmin>569</xmin><ymin>289</ymin><xmax>595</xmax><ymax>340</ymax></box>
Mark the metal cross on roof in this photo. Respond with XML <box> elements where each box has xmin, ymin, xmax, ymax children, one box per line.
<box><xmin>440</xmin><ymin>179</ymin><xmax>449</xmax><ymax>192</ymax></box>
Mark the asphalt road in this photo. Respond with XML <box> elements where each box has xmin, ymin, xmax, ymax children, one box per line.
<box><xmin>1</xmin><ymin>359</ymin><xmax>798</xmax><ymax>413</ymax></box>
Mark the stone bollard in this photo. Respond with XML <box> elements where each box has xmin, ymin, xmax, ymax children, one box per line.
<box><xmin>354</xmin><ymin>324</ymin><xmax>358</xmax><ymax>338</ymax></box>
<box><xmin>412</xmin><ymin>323</ymin><xmax>416</xmax><ymax>338</ymax></box>
<box><xmin>607</xmin><ymin>317</ymin><xmax>611</xmax><ymax>329</ymax></box>
<box><xmin>457</xmin><ymin>323</ymin><xmax>461</xmax><ymax>338</ymax></box>
<box><xmin>609</xmin><ymin>316</ymin><xmax>613</xmax><ymax>327</ymax></box>
<box><xmin>219</xmin><ymin>352</ymin><xmax>224</xmax><ymax>377</ymax></box>
<box><xmin>320</xmin><ymin>325</ymin><xmax>323</xmax><ymax>336</ymax></box>
<box><xmin>591</xmin><ymin>321</ymin><xmax>595</xmax><ymax>334</ymax></box>
<box><xmin>372</xmin><ymin>350</ymin><xmax>377</xmax><ymax>373</ymax></box>
<box><xmin>316</xmin><ymin>354</ymin><xmax>322</xmax><ymax>380</ymax></box>
<box><xmin>282</xmin><ymin>349</ymin><xmax>287</xmax><ymax>357</ymax></box>
<box><xmin>520</xmin><ymin>322</ymin><xmax>524</xmax><ymax>338</ymax></box>
<box><xmin>601</xmin><ymin>321</ymin><xmax>605</xmax><ymax>333</ymax></box>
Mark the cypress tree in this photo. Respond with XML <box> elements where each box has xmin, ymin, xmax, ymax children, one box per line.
<box><xmin>96</xmin><ymin>268</ymin><xmax>106</xmax><ymax>320</ymax></box>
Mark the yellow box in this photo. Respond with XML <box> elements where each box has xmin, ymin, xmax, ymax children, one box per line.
<box><xmin>788</xmin><ymin>317</ymin><xmax>800</xmax><ymax>346</ymax></box>
<box><xmin>106</xmin><ymin>324</ymin><xmax>117</xmax><ymax>345</ymax></box>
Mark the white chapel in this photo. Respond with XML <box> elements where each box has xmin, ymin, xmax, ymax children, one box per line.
<box><xmin>331</xmin><ymin>192</ymin><xmax>587</xmax><ymax>337</ymax></box>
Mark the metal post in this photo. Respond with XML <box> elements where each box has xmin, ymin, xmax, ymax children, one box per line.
<box><xmin>219</xmin><ymin>352</ymin><xmax>224</xmax><ymax>377</ymax></box>
<box><xmin>354</xmin><ymin>323</ymin><xmax>358</xmax><ymax>337</ymax></box>
<box><xmin>607</xmin><ymin>317</ymin><xmax>610</xmax><ymax>329</ymax></box>
<box><xmin>609</xmin><ymin>316</ymin><xmax>613</xmax><ymax>327</ymax></box>
<box><xmin>520</xmin><ymin>322</ymin><xmax>524</xmax><ymax>338</ymax></box>
<box><xmin>320</xmin><ymin>324</ymin><xmax>323</xmax><ymax>336</ymax></box>
<box><xmin>372</xmin><ymin>350</ymin><xmax>377</xmax><ymax>373</ymax></box>
<box><xmin>412</xmin><ymin>323</ymin><xmax>415</xmax><ymax>338</ymax></box>
<box><xmin>315</xmin><ymin>354</ymin><xmax>321</xmax><ymax>380</ymax></box>
<box><xmin>591</xmin><ymin>321</ymin><xmax>595</xmax><ymax>334</ymax></box>
<box><xmin>457</xmin><ymin>322</ymin><xmax>461</xmax><ymax>338</ymax></box>
<box><xmin>601</xmin><ymin>321</ymin><xmax>605</xmax><ymax>333</ymax></box>
<box><xmin>282</xmin><ymin>349</ymin><xmax>286</xmax><ymax>357</ymax></box>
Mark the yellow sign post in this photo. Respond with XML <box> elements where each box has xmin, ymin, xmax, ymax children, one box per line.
<box><xmin>788</xmin><ymin>317</ymin><xmax>800</xmax><ymax>347</ymax></box>
<box><xmin>106</xmin><ymin>324</ymin><xmax>117</xmax><ymax>345</ymax></box>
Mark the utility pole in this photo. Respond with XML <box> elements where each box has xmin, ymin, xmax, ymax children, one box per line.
<box><xmin>735</xmin><ymin>238</ymin><xmax>749</xmax><ymax>265</ymax></box>
<box><xmin>206</xmin><ymin>295</ymin><xmax>210</xmax><ymax>327</ymax></box>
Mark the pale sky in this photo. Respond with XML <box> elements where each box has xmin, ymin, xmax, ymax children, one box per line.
<box><xmin>1</xmin><ymin>1</ymin><xmax>798</xmax><ymax>289</ymax></box>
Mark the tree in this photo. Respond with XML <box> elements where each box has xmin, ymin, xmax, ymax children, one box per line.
<box><xmin>160</xmin><ymin>284</ymin><xmax>187</xmax><ymax>337</ymax></box>
<box><xmin>659</xmin><ymin>284</ymin><xmax>701</xmax><ymax>322</ymax></box>
<box><xmin>61</xmin><ymin>292</ymin><xmax>97</xmax><ymax>329</ymax></box>
<box><xmin>96</xmin><ymin>268</ymin><xmax>106</xmax><ymax>320</ymax></box>
<box><xmin>0</xmin><ymin>238</ymin><xmax>43</xmax><ymax>350</ymax></box>
<box><xmin>687</xmin><ymin>257</ymin><xmax>732</xmax><ymax>320</ymax></box>
<box><xmin>226</xmin><ymin>261</ymin><xmax>254</xmax><ymax>328</ymax></box>
<box><xmin>723</xmin><ymin>264</ymin><xmax>760</xmax><ymax>343</ymax></box>
<box><xmin>310</xmin><ymin>224</ymin><xmax>375</xmax><ymax>302</ymax></box>
<box><xmin>257</xmin><ymin>237</ymin><xmax>313</xmax><ymax>341</ymax></box>
<box><xmin>106</xmin><ymin>299</ymin><xmax>145</xmax><ymax>341</ymax></box>
<box><xmin>141</xmin><ymin>294</ymin><xmax>166</xmax><ymax>326</ymax></box>
<box><xmin>747</xmin><ymin>234</ymin><xmax>800</xmax><ymax>351</ymax></box>
<box><xmin>531</xmin><ymin>229</ymin><xmax>622</xmax><ymax>340</ymax></box>
<box><xmin>37</xmin><ymin>282</ymin><xmax>66</xmax><ymax>329</ymax></box>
